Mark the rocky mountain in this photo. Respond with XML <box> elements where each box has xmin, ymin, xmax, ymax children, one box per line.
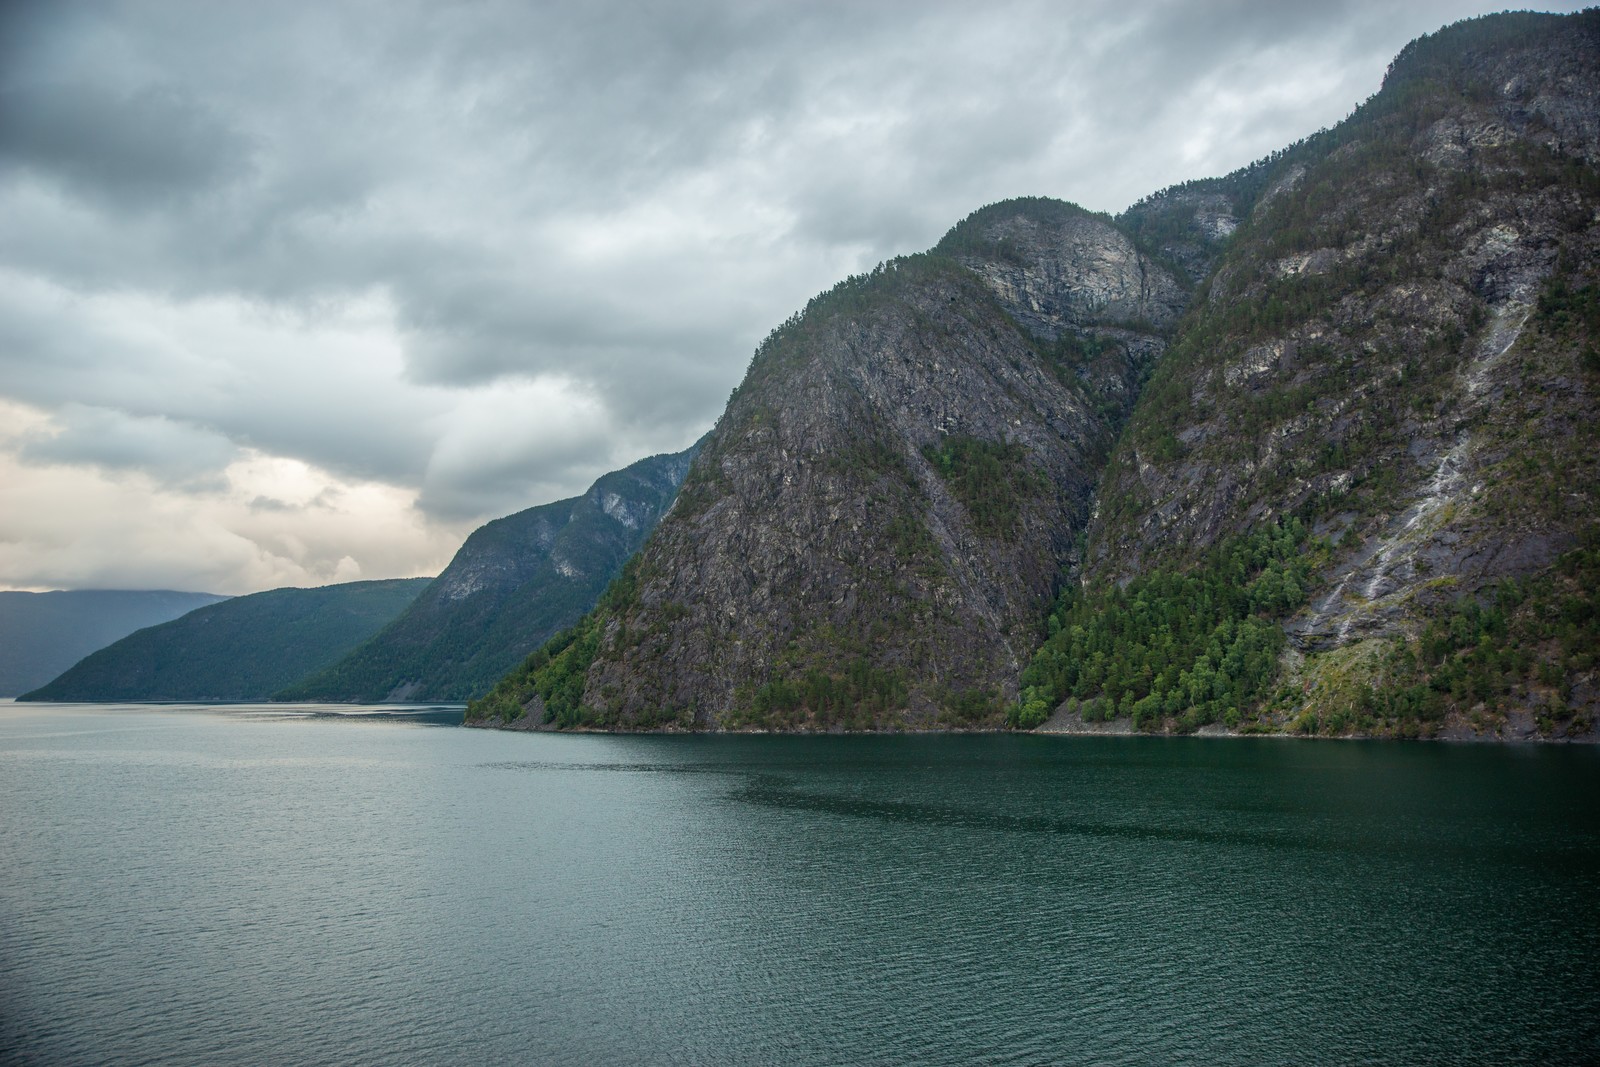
<box><xmin>20</xmin><ymin>579</ymin><xmax>429</xmax><ymax>702</ymax></box>
<box><xmin>0</xmin><ymin>589</ymin><xmax>227</xmax><ymax>696</ymax></box>
<box><xmin>1058</xmin><ymin>9</ymin><xmax>1600</xmax><ymax>739</ymax></box>
<box><xmin>472</xmin><ymin>204</ymin><xmax>1185</xmax><ymax>730</ymax></box>
<box><xmin>471</xmin><ymin>11</ymin><xmax>1599</xmax><ymax>740</ymax></box>
<box><xmin>279</xmin><ymin>444</ymin><xmax>699</xmax><ymax>702</ymax></box>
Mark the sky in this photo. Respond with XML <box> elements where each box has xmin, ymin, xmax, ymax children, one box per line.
<box><xmin>0</xmin><ymin>0</ymin><xmax>1583</xmax><ymax>594</ymax></box>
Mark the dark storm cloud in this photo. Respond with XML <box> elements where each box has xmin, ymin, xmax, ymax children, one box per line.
<box><xmin>0</xmin><ymin>81</ymin><xmax>252</xmax><ymax>208</ymax></box>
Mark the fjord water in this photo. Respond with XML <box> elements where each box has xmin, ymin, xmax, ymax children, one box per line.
<box><xmin>1</xmin><ymin>705</ymin><xmax>1596</xmax><ymax>1066</ymax></box>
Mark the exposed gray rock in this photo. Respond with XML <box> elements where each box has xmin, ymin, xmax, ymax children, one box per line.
<box><xmin>946</xmin><ymin>207</ymin><xmax>1187</xmax><ymax>339</ymax></box>
<box><xmin>1089</xmin><ymin>15</ymin><xmax>1600</xmax><ymax>639</ymax></box>
<box><xmin>580</xmin><ymin>257</ymin><xmax>1119</xmax><ymax>728</ymax></box>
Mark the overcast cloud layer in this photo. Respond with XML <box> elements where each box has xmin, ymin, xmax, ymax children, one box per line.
<box><xmin>0</xmin><ymin>0</ymin><xmax>1581</xmax><ymax>593</ymax></box>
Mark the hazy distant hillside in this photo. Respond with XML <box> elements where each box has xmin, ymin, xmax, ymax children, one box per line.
<box><xmin>21</xmin><ymin>579</ymin><xmax>429</xmax><ymax>702</ymax></box>
<box><xmin>280</xmin><ymin>444</ymin><xmax>699</xmax><ymax>702</ymax></box>
<box><xmin>0</xmin><ymin>589</ymin><xmax>227</xmax><ymax>697</ymax></box>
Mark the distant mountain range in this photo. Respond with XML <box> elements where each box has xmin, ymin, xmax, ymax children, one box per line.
<box><xmin>279</xmin><ymin>444</ymin><xmax>699</xmax><ymax>702</ymax></box>
<box><xmin>0</xmin><ymin>589</ymin><xmax>228</xmax><ymax>697</ymax></box>
<box><xmin>20</xmin><ymin>578</ymin><xmax>431</xmax><ymax>702</ymax></box>
<box><xmin>19</xmin><ymin>443</ymin><xmax>700</xmax><ymax>704</ymax></box>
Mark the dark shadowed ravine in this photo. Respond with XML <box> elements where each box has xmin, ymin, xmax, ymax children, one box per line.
<box><xmin>1</xmin><ymin>703</ymin><xmax>1596</xmax><ymax>1066</ymax></box>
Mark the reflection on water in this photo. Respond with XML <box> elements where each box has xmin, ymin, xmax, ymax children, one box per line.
<box><xmin>202</xmin><ymin>702</ymin><xmax>467</xmax><ymax>726</ymax></box>
<box><xmin>1</xmin><ymin>704</ymin><xmax>1596</xmax><ymax>1066</ymax></box>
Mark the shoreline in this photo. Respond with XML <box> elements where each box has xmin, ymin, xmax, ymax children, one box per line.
<box><xmin>461</xmin><ymin>711</ymin><xmax>1599</xmax><ymax>744</ymax></box>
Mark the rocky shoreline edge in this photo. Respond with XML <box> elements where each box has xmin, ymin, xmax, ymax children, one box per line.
<box><xmin>461</xmin><ymin>706</ymin><xmax>1599</xmax><ymax>743</ymax></box>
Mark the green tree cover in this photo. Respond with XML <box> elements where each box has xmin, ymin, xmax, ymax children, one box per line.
<box><xmin>738</xmin><ymin>658</ymin><xmax>910</xmax><ymax>730</ymax></box>
<box><xmin>1537</xmin><ymin>274</ymin><xmax>1600</xmax><ymax>353</ymax></box>
<box><xmin>922</xmin><ymin>436</ymin><xmax>1042</xmax><ymax>539</ymax></box>
<box><xmin>277</xmin><ymin>494</ymin><xmax>592</xmax><ymax>702</ymax></box>
<box><xmin>1117</xmin><ymin>195</ymin><xmax>1215</xmax><ymax>271</ymax></box>
<box><xmin>1285</xmin><ymin>528</ymin><xmax>1600</xmax><ymax>738</ymax></box>
<box><xmin>1012</xmin><ymin>520</ymin><xmax>1323</xmax><ymax>731</ymax></box>
<box><xmin>1278</xmin><ymin>268</ymin><xmax>1600</xmax><ymax>737</ymax></box>
<box><xmin>469</xmin><ymin>13</ymin><xmax>1597</xmax><ymax>734</ymax></box>
<box><xmin>1030</xmin><ymin>330</ymin><xmax>1141</xmax><ymax>427</ymax></box>
<box><xmin>275</xmin><ymin>573</ymin><xmax>605</xmax><ymax>702</ymax></box>
<box><xmin>281</xmin><ymin>447</ymin><xmax>696</xmax><ymax>702</ymax></box>
<box><xmin>1380</xmin><ymin>12</ymin><xmax>1579</xmax><ymax>95</ymax></box>
<box><xmin>465</xmin><ymin>561</ymin><xmax>640</xmax><ymax>727</ymax></box>
<box><xmin>1536</xmin><ymin>257</ymin><xmax>1600</xmax><ymax>375</ymax></box>
<box><xmin>22</xmin><ymin>579</ymin><xmax>430</xmax><ymax>702</ymax></box>
<box><xmin>0</xmin><ymin>590</ymin><xmax>227</xmax><ymax>697</ymax></box>
<box><xmin>724</xmin><ymin>648</ymin><xmax>1001</xmax><ymax>731</ymax></box>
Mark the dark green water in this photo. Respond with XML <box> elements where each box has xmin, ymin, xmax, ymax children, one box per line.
<box><xmin>1</xmin><ymin>703</ymin><xmax>1596</xmax><ymax>1065</ymax></box>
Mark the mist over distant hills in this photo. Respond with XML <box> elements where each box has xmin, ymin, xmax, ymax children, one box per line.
<box><xmin>19</xmin><ymin>445</ymin><xmax>700</xmax><ymax>705</ymax></box>
<box><xmin>0</xmin><ymin>590</ymin><xmax>227</xmax><ymax>697</ymax></box>
<box><xmin>21</xmin><ymin>579</ymin><xmax>430</xmax><ymax>702</ymax></box>
<box><xmin>279</xmin><ymin>444</ymin><xmax>699</xmax><ymax>703</ymax></box>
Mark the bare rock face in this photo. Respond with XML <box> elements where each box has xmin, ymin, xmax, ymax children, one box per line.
<box><xmin>938</xmin><ymin>199</ymin><xmax>1188</xmax><ymax>339</ymax></box>
<box><xmin>941</xmin><ymin>199</ymin><xmax>1189</xmax><ymax>432</ymax></box>
<box><xmin>1086</xmin><ymin>11</ymin><xmax>1600</xmax><ymax>713</ymax></box>
<box><xmin>1399</xmin><ymin>12</ymin><xmax>1600</xmax><ymax>165</ymax></box>
<box><xmin>433</xmin><ymin>506</ymin><xmax>568</xmax><ymax>604</ymax></box>
<box><xmin>562</xmin><ymin>208</ymin><xmax>1186</xmax><ymax>729</ymax></box>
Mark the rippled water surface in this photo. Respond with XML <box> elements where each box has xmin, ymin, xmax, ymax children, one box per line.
<box><xmin>2</xmin><ymin>703</ymin><xmax>1597</xmax><ymax>1065</ymax></box>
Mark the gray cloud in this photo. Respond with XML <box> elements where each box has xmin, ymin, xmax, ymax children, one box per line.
<box><xmin>19</xmin><ymin>404</ymin><xmax>237</xmax><ymax>488</ymax></box>
<box><xmin>0</xmin><ymin>81</ymin><xmax>252</xmax><ymax>208</ymax></box>
<box><xmin>0</xmin><ymin>0</ymin><xmax>1584</xmax><ymax>590</ymax></box>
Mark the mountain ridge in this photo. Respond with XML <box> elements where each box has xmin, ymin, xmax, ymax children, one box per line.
<box><xmin>277</xmin><ymin>443</ymin><xmax>700</xmax><ymax>702</ymax></box>
<box><xmin>0</xmin><ymin>589</ymin><xmax>229</xmax><ymax>697</ymax></box>
<box><xmin>20</xmin><ymin>579</ymin><xmax>429</xmax><ymax>702</ymax></box>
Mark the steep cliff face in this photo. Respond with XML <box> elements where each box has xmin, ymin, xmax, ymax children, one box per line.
<box><xmin>472</xmin><ymin>206</ymin><xmax>1184</xmax><ymax>729</ymax></box>
<box><xmin>281</xmin><ymin>445</ymin><xmax>697</xmax><ymax>702</ymax></box>
<box><xmin>938</xmin><ymin>198</ymin><xmax>1189</xmax><ymax>422</ymax></box>
<box><xmin>1072</xmin><ymin>11</ymin><xmax>1600</xmax><ymax>736</ymax></box>
<box><xmin>937</xmin><ymin>198</ymin><xmax>1189</xmax><ymax>337</ymax></box>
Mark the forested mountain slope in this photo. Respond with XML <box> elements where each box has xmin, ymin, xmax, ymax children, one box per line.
<box><xmin>472</xmin><ymin>11</ymin><xmax>1599</xmax><ymax>739</ymax></box>
<box><xmin>0</xmin><ymin>589</ymin><xmax>227</xmax><ymax>696</ymax></box>
<box><xmin>279</xmin><ymin>445</ymin><xmax>698</xmax><ymax>702</ymax></box>
<box><xmin>21</xmin><ymin>579</ymin><xmax>428</xmax><ymax>702</ymax></box>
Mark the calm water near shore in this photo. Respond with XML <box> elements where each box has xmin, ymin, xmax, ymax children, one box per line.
<box><xmin>1</xmin><ymin>701</ymin><xmax>1596</xmax><ymax>1065</ymax></box>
